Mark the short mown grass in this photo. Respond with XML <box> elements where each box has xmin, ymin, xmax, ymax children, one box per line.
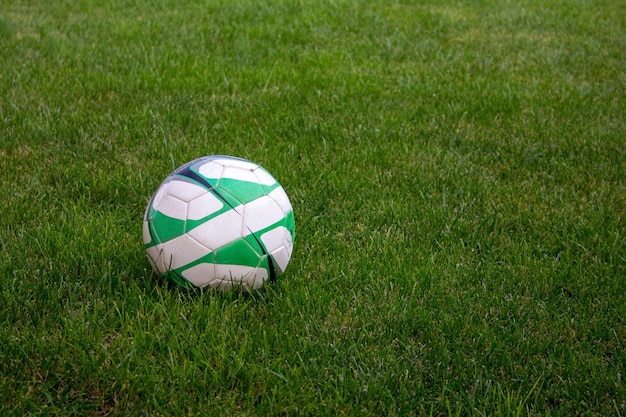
<box><xmin>1</xmin><ymin>0</ymin><xmax>624</xmax><ymax>415</ymax></box>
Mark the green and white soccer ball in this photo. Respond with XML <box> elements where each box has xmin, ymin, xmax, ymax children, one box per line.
<box><xmin>143</xmin><ymin>155</ymin><xmax>295</xmax><ymax>291</ymax></box>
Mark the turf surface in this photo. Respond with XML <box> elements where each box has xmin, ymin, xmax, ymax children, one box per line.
<box><xmin>1</xmin><ymin>0</ymin><xmax>624</xmax><ymax>415</ymax></box>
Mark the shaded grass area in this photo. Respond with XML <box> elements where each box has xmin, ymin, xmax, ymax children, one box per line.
<box><xmin>1</xmin><ymin>0</ymin><xmax>624</xmax><ymax>415</ymax></box>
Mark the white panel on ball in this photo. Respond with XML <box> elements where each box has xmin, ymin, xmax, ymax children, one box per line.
<box><xmin>187</xmin><ymin>192</ymin><xmax>224</xmax><ymax>220</ymax></box>
<box><xmin>222</xmin><ymin>166</ymin><xmax>260</xmax><ymax>184</ymax></box>
<box><xmin>243</xmin><ymin>196</ymin><xmax>285</xmax><ymax>233</ymax></box>
<box><xmin>149</xmin><ymin>183</ymin><xmax>169</xmax><ymax>213</ymax></box>
<box><xmin>142</xmin><ymin>221</ymin><xmax>153</xmax><ymax>245</ymax></box>
<box><xmin>260</xmin><ymin>226</ymin><xmax>288</xmax><ymax>252</ymax></box>
<box><xmin>220</xmin><ymin>157</ymin><xmax>258</xmax><ymax>171</ymax></box>
<box><xmin>186</xmin><ymin>207</ymin><xmax>244</xmax><ymax>249</ymax></box>
<box><xmin>211</xmin><ymin>264</ymin><xmax>267</xmax><ymax>290</ymax></box>
<box><xmin>197</xmin><ymin>161</ymin><xmax>224</xmax><ymax>180</ymax></box>
<box><xmin>156</xmin><ymin>194</ymin><xmax>188</xmax><ymax>220</ymax></box>
<box><xmin>161</xmin><ymin>234</ymin><xmax>212</xmax><ymax>270</ymax></box>
<box><xmin>180</xmin><ymin>262</ymin><xmax>216</xmax><ymax>288</ymax></box>
<box><xmin>253</xmin><ymin>169</ymin><xmax>278</xmax><ymax>186</ymax></box>
<box><xmin>270</xmin><ymin>246</ymin><xmax>291</xmax><ymax>274</ymax></box>
<box><xmin>166</xmin><ymin>179</ymin><xmax>208</xmax><ymax>203</ymax></box>
<box><xmin>268</xmin><ymin>187</ymin><xmax>293</xmax><ymax>214</ymax></box>
<box><xmin>146</xmin><ymin>243</ymin><xmax>164</xmax><ymax>271</ymax></box>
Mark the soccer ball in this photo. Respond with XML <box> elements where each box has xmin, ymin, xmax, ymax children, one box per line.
<box><xmin>143</xmin><ymin>155</ymin><xmax>295</xmax><ymax>291</ymax></box>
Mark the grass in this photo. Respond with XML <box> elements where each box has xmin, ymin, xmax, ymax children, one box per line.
<box><xmin>0</xmin><ymin>0</ymin><xmax>624</xmax><ymax>415</ymax></box>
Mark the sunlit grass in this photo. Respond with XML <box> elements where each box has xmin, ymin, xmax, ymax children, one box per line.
<box><xmin>1</xmin><ymin>0</ymin><xmax>624</xmax><ymax>415</ymax></box>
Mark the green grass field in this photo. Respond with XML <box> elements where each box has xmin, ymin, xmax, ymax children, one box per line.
<box><xmin>1</xmin><ymin>0</ymin><xmax>624</xmax><ymax>415</ymax></box>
